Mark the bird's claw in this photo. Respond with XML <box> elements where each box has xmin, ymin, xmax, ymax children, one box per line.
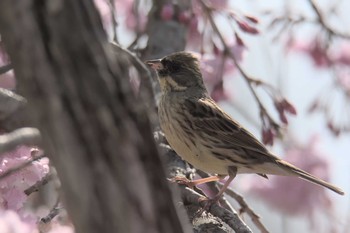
<box><xmin>194</xmin><ymin>196</ymin><xmax>220</xmax><ymax>216</ymax></box>
<box><xmin>168</xmin><ymin>176</ymin><xmax>196</xmax><ymax>189</ymax></box>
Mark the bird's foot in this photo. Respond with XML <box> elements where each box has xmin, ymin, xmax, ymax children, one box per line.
<box><xmin>168</xmin><ymin>176</ymin><xmax>196</xmax><ymax>189</ymax></box>
<box><xmin>199</xmin><ymin>195</ymin><xmax>220</xmax><ymax>209</ymax></box>
<box><xmin>196</xmin><ymin>195</ymin><xmax>221</xmax><ymax>216</ymax></box>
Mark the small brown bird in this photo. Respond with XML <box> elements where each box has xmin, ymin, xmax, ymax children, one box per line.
<box><xmin>146</xmin><ymin>51</ymin><xmax>344</xmax><ymax>201</ymax></box>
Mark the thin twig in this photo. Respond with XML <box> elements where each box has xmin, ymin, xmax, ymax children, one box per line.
<box><xmin>308</xmin><ymin>0</ymin><xmax>350</xmax><ymax>39</ymax></box>
<box><xmin>24</xmin><ymin>172</ymin><xmax>53</xmax><ymax>195</ymax></box>
<box><xmin>0</xmin><ymin>63</ymin><xmax>12</xmax><ymax>74</ymax></box>
<box><xmin>0</xmin><ymin>154</ymin><xmax>46</xmax><ymax>180</ymax></box>
<box><xmin>0</xmin><ymin>127</ymin><xmax>41</xmax><ymax>154</ymax></box>
<box><xmin>199</xmin><ymin>0</ymin><xmax>280</xmax><ymax>131</ymax></box>
<box><xmin>110</xmin><ymin>43</ymin><xmax>151</xmax><ymax>78</ymax></box>
<box><xmin>181</xmin><ymin>186</ymin><xmax>253</xmax><ymax>233</ymax></box>
<box><xmin>41</xmin><ymin>198</ymin><xmax>61</xmax><ymax>223</ymax></box>
<box><xmin>107</xmin><ymin>0</ymin><xmax>118</xmax><ymax>43</ymax></box>
<box><xmin>218</xmin><ymin>183</ymin><xmax>269</xmax><ymax>233</ymax></box>
<box><xmin>110</xmin><ymin>42</ymin><xmax>157</xmax><ymax>114</ymax></box>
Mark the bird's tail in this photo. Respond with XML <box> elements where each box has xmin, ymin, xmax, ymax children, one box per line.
<box><xmin>277</xmin><ymin>160</ymin><xmax>344</xmax><ymax>195</ymax></box>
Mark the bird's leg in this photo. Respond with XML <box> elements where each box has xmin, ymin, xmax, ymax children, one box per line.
<box><xmin>200</xmin><ymin>167</ymin><xmax>237</xmax><ymax>209</ymax></box>
<box><xmin>169</xmin><ymin>175</ymin><xmax>223</xmax><ymax>189</ymax></box>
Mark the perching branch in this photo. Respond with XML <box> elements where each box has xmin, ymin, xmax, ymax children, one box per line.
<box><xmin>181</xmin><ymin>187</ymin><xmax>253</xmax><ymax>233</ymax></box>
<box><xmin>159</xmin><ymin>132</ymin><xmax>255</xmax><ymax>233</ymax></box>
<box><xmin>218</xmin><ymin>183</ymin><xmax>269</xmax><ymax>233</ymax></box>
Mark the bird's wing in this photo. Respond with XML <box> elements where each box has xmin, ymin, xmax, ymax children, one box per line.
<box><xmin>182</xmin><ymin>97</ymin><xmax>277</xmax><ymax>163</ymax></box>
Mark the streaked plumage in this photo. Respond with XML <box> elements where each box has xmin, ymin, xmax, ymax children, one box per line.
<box><xmin>146</xmin><ymin>51</ymin><xmax>344</xmax><ymax>197</ymax></box>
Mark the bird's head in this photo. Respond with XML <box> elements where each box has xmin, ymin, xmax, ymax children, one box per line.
<box><xmin>146</xmin><ymin>52</ymin><xmax>206</xmax><ymax>93</ymax></box>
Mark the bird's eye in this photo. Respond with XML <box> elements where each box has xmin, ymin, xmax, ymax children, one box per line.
<box><xmin>167</xmin><ymin>61</ymin><xmax>181</xmax><ymax>73</ymax></box>
<box><xmin>160</xmin><ymin>59</ymin><xmax>182</xmax><ymax>75</ymax></box>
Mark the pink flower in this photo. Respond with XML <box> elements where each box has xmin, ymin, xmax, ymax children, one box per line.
<box><xmin>0</xmin><ymin>210</ymin><xmax>34</xmax><ymax>233</ymax></box>
<box><xmin>0</xmin><ymin>146</ymin><xmax>49</xmax><ymax>212</ymax></box>
<box><xmin>120</xmin><ymin>0</ymin><xmax>147</xmax><ymax>33</ymax></box>
<box><xmin>211</xmin><ymin>81</ymin><xmax>227</xmax><ymax>102</ymax></box>
<box><xmin>178</xmin><ymin>10</ymin><xmax>192</xmax><ymax>25</ymax></box>
<box><xmin>274</xmin><ymin>98</ymin><xmax>297</xmax><ymax>124</ymax></box>
<box><xmin>199</xmin><ymin>43</ymin><xmax>244</xmax><ymax>86</ymax></box>
<box><xmin>160</xmin><ymin>4</ymin><xmax>174</xmax><ymax>21</ymax></box>
<box><xmin>48</xmin><ymin>225</ymin><xmax>74</xmax><ymax>233</ymax></box>
<box><xmin>331</xmin><ymin>42</ymin><xmax>350</xmax><ymax>65</ymax></box>
<box><xmin>94</xmin><ymin>0</ymin><xmax>148</xmax><ymax>35</ymax></box>
<box><xmin>337</xmin><ymin>69</ymin><xmax>350</xmax><ymax>91</ymax></box>
<box><xmin>288</xmin><ymin>38</ymin><xmax>331</xmax><ymax>68</ymax></box>
<box><xmin>236</xmin><ymin>20</ymin><xmax>259</xmax><ymax>34</ymax></box>
<box><xmin>262</xmin><ymin>128</ymin><xmax>275</xmax><ymax>146</ymax></box>
<box><xmin>200</xmin><ymin>54</ymin><xmax>226</xmax><ymax>86</ymax></box>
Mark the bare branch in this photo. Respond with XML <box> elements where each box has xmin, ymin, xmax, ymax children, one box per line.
<box><xmin>0</xmin><ymin>63</ymin><xmax>12</xmax><ymax>74</ymax></box>
<box><xmin>24</xmin><ymin>172</ymin><xmax>53</xmax><ymax>195</ymax></box>
<box><xmin>218</xmin><ymin>183</ymin><xmax>269</xmax><ymax>233</ymax></box>
<box><xmin>110</xmin><ymin>43</ymin><xmax>152</xmax><ymax>80</ymax></box>
<box><xmin>0</xmin><ymin>127</ymin><xmax>41</xmax><ymax>154</ymax></box>
<box><xmin>41</xmin><ymin>198</ymin><xmax>61</xmax><ymax>223</ymax></box>
<box><xmin>107</xmin><ymin>0</ymin><xmax>118</xmax><ymax>43</ymax></box>
<box><xmin>308</xmin><ymin>0</ymin><xmax>350</xmax><ymax>39</ymax></box>
<box><xmin>110</xmin><ymin>43</ymin><xmax>157</xmax><ymax>120</ymax></box>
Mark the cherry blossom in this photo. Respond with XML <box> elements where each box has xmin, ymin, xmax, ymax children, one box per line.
<box><xmin>0</xmin><ymin>210</ymin><xmax>35</xmax><ymax>233</ymax></box>
<box><xmin>0</xmin><ymin>146</ymin><xmax>49</xmax><ymax>213</ymax></box>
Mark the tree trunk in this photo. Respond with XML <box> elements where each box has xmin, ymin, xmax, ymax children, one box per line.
<box><xmin>0</xmin><ymin>1</ymin><xmax>190</xmax><ymax>232</ymax></box>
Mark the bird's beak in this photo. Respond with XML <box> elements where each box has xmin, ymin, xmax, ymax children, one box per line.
<box><xmin>145</xmin><ymin>59</ymin><xmax>163</xmax><ymax>71</ymax></box>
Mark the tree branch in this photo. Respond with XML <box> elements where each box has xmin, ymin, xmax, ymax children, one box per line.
<box><xmin>0</xmin><ymin>63</ymin><xmax>12</xmax><ymax>74</ymax></box>
<box><xmin>218</xmin><ymin>183</ymin><xmax>269</xmax><ymax>233</ymax></box>
<box><xmin>0</xmin><ymin>127</ymin><xmax>41</xmax><ymax>154</ymax></box>
<box><xmin>308</xmin><ymin>0</ymin><xmax>350</xmax><ymax>39</ymax></box>
<box><xmin>40</xmin><ymin>198</ymin><xmax>61</xmax><ymax>223</ymax></box>
<box><xmin>182</xmin><ymin>187</ymin><xmax>253</xmax><ymax>233</ymax></box>
<box><xmin>24</xmin><ymin>172</ymin><xmax>53</xmax><ymax>196</ymax></box>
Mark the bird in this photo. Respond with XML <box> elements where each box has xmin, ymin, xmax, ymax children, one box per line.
<box><xmin>145</xmin><ymin>51</ymin><xmax>344</xmax><ymax>202</ymax></box>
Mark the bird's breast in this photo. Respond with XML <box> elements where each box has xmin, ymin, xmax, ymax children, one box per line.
<box><xmin>158</xmin><ymin>95</ymin><xmax>229</xmax><ymax>175</ymax></box>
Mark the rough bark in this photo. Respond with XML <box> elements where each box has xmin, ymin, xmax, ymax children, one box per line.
<box><xmin>0</xmin><ymin>1</ymin><xmax>190</xmax><ymax>233</ymax></box>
